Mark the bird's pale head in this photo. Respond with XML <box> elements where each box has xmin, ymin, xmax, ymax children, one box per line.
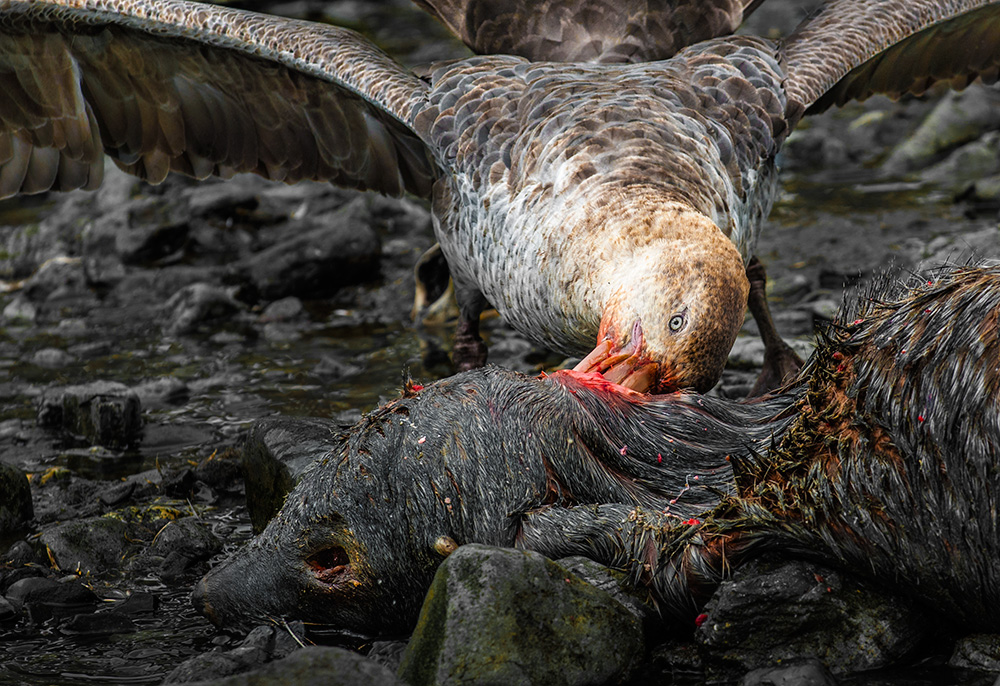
<box><xmin>573</xmin><ymin>204</ymin><xmax>749</xmax><ymax>394</ymax></box>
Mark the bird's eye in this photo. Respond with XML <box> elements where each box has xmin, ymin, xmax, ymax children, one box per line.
<box><xmin>668</xmin><ymin>314</ymin><xmax>686</xmax><ymax>332</ymax></box>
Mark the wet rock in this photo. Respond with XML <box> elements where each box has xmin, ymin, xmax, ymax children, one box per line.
<box><xmin>112</xmin><ymin>591</ymin><xmax>159</xmax><ymax>615</ymax></box>
<box><xmin>949</xmin><ymin>634</ymin><xmax>1000</xmax><ymax>671</ymax></box>
<box><xmin>740</xmin><ymin>659</ymin><xmax>838</xmax><ymax>686</ymax></box>
<box><xmin>61</xmin><ymin>611</ymin><xmax>138</xmax><ymax>636</ymax></box>
<box><xmin>0</xmin><ymin>595</ymin><xmax>19</xmax><ymax>622</ymax></box>
<box><xmin>193</xmin><ymin>449</ymin><xmax>245</xmax><ymax>495</ymax></box>
<box><xmin>30</xmin><ymin>347</ymin><xmax>76</xmax><ymax>368</ymax></box>
<box><xmin>259</xmin><ymin>297</ymin><xmax>305</xmax><ymax>322</ymax></box>
<box><xmin>241</xmin><ymin>416</ymin><xmax>343</xmax><ymax>533</ymax></box>
<box><xmin>883</xmin><ymin>84</ymin><xmax>1000</xmax><ymax>175</ymax></box>
<box><xmin>908</xmin><ymin>225</ymin><xmax>1000</xmax><ymax>270</ymax></box>
<box><xmin>140</xmin><ymin>516</ymin><xmax>222</xmax><ymax>581</ymax></box>
<box><xmin>696</xmin><ymin>558</ymin><xmax>926</xmax><ymax>676</ymax></box>
<box><xmin>780</xmin><ymin>125</ymin><xmax>851</xmax><ymax>172</ymax></box>
<box><xmin>2</xmin><ymin>294</ymin><xmax>37</xmax><ymax>322</ymax></box>
<box><xmin>3</xmin><ymin>539</ymin><xmax>43</xmax><ymax>567</ymax></box>
<box><xmin>168</xmin><ymin>646</ymin><xmax>403</xmax><ymax>686</ymax></box>
<box><xmin>367</xmin><ymin>640</ymin><xmax>408</xmax><ymax>672</ymax></box>
<box><xmin>39</xmin><ymin>516</ymin><xmax>135</xmax><ymax>574</ymax></box>
<box><xmin>555</xmin><ymin>556</ymin><xmax>653</xmax><ymax>626</ymax></box>
<box><xmin>132</xmin><ymin>376</ymin><xmax>190</xmax><ymax>409</ymax></box>
<box><xmin>0</xmin><ymin>569</ymin><xmax>44</xmax><ymax>599</ymax></box>
<box><xmin>115</xmin><ymin>210</ymin><xmax>190</xmax><ymax>265</ymax></box>
<box><xmin>164</xmin><ymin>282</ymin><xmax>245</xmax><ymax>335</ymax></box>
<box><xmin>0</xmin><ymin>463</ymin><xmax>32</xmax><ymax>535</ymax></box>
<box><xmin>397</xmin><ymin>544</ymin><xmax>644</xmax><ymax>686</ymax></box>
<box><xmin>20</xmin><ymin>256</ymin><xmax>88</xmax><ymax>301</ymax></box>
<box><xmin>37</xmin><ymin>380</ymin><xmax>142</xmax><ymax>449</ymax></box>
<box><xmin>163</xmin><ymin>622</ymin><xmax>308</xmax><ymax>684</ymax></box>
<box><xmin>5</xmin><ymin>576</ymin><xmax>98</xmax><ymax>612</ymax></box>
<box><xmin>728</xmin><ymin>335</ymin><xmax>815</xmax><ymax>371</ymax></box>
<box><xmin>920</xmin><ymin>132</ymin><xmax>1000</xmax><ymax>191</ymax></box>
<box><xmin>233</xmin><ymin>199</ymin><xmax>380</xmax><ymax>301</ymax></box>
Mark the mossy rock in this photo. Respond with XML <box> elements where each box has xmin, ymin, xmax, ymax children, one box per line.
<box><xmin>398</xmin><ymin>544</ymin><xmax>644</xmax><ymax>686</ymax></box>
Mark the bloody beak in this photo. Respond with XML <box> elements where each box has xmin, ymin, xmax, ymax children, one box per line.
<box><xmin>572</xmin><ymin>321</ymin><xmax>663</xmax><ymax>393</ymax></box>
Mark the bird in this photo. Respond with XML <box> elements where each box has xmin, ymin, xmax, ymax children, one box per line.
<box><xmin>0</xmin><ymin>0</ymin><xmax>997</xmax><ymax>394</ymax></box>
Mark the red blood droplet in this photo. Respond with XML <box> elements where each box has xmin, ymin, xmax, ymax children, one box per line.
<box><xmin>682</xmin><ymin>518</ymin><xmax>700</xmax><ymax>526</ymax></box>
<box><xmin>657</xmin><ymin>453</ymin><xmax>663</xmax><ymax>464</ymax></box>
<box><xmin>694</xmin><ymin>613</ymin><xmax>708</xmax><ymax>628</ymax></box>
<box><xmin>411</xmin><ymin>384</ymin><xmax>424</xmax><ymax>391</ymax></box>
<box><xmin>918</xmin><ymin>415</ymin><xmax>925</xmax><ymax>423</ymax></box>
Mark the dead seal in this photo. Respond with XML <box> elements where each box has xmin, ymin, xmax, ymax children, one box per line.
<box><xmin>195</xmin><ymin>264</ymin><xmax>1000</xmax><ymax>635</ymax></box>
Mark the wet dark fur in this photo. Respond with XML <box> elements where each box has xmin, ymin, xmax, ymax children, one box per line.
<box><xmin>524</xmin><ymin>264</ymin><xmax>1000</xmax><ymax>629</ymax></box>
<box><xmin>194</xmin><ymin>368</ymin><xmax>791</xmax><ymax>634</ymax></box>
<box><xmin>196</xmin><ymin>264</ymin><xmax>1000</xmax><ymax>634</ymax></box>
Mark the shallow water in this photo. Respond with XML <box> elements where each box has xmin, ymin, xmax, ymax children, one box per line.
<box><xmin>1</xmin><ymin>1</ymin><xmax>999</xmax><ymax>684</ymax></box>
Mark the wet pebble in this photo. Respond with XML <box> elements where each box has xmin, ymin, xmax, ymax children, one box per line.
<box><xmin>164</xmin><ymin>282</ymin><xmax>245</xmax><ymax>336</ymax></box>
<box><xmin>168</xmin><ymin>645</ymin><xmax>403</xmax><ymax>686</ymax></box>
<box><xmin>740</xmin><ymin>659</ymin><xmax>838</xmax><ymax>686</ymax></box>
<box><xmin>0</xmin><ymin>595</ymin><xmax>19</xmax><ymax>622</ymax></box>
<box><xmin>0</xmin><ymin>462</ymin><xmax>32</xmax><ymax>535</ymax></box>
<box><xmin>5</xmin><ymin>576</ymin><xmax>98</xmax><ymax>610</ymax></box>
<box><xmin>40</xmin><ymin>517</ymin><xmax>135</xmax><ymax>575</ymax></box>
<box><xmin>233</xmin><ymin>199</ymin><xmax>380</xmax><ymax>301</ymax></box>
<box><xmin>112</xmin><ymin>591</ymin><xmax>159</xmax><ymax>615</ymax></box>
<box><xmin>949</xmin><ymin>634</ymin><xmax>1000</xmax><ymax>671</ymax></box>
<box><xmin>882</xmin><ymin>84</ymin><xmax>1000</xmax><ymax>175</ymax></box>
<box><xmin>164</xmin><ymin>621</ymin><xmax>308</xmax><ymax>684</ymax></box>
<box><xmin>2</xmin><ymin>294</ymin><xmax>37</xmax><ymax>323</ymax></box>
<box><xmin>132</xmin><ymin>376</ymin><xmax>190</xmax><ymax>408</ymax></box>
<box><xmin>140</xmin><ymin>516</ymin><xmax>222</xmax><ymax>581</ymax></box>
<box><xmin>30</xmin><ymin>347</ymin><xmax>76</xmax><ymax>368</ymax></box>
<box><xmin>37</xmin><ymin>380</ymin><xmax>143</xmax><ymax>449</ymax></box>
<box><xmin>61</xmin><ymin>611</ymin><xmax>138</xmax><ymax>636</ymax></box>
<box><xmin>259</xmin><ymin>296</ymin><xmax>304</xmax><ymax>322</ymax></box>
<box><xmin>696</xmin><ymin>558</ymin><xmax>927</xmax><ymax>677</ymax></box>
<box><xmin>21</xmin><ymin>256</ymin><xmax>88</xmax><ymax>302</ymax></box>
<box><xmin>397</xmin><ymin>544</ymin><xmax>644</xmax><ymax>686</ymax></box>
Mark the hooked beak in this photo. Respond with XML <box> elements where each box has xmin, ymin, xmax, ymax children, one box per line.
<box><xmin>572</xmin><ymin>321</ymin><xmax>664</xmax><ymax>393</ymax></box>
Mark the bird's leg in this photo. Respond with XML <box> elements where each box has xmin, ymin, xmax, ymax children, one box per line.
<box><xmin>746</xmin><ymin>256</ymin><xmax>803</xmax><ymax>397</ymax></box>
<box><xmin>452</xmin><ymin>280</ymin><xmax>489</xmax><ymax>372</ymax></box>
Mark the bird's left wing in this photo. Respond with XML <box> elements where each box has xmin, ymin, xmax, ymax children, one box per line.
<box><xmin>782</xmin><ymin>0</ymin><xmax>1000</xmax><ymax>115</ymax></box>
<box><xmin>0</xmin><ymin>0</ymin><xmax>438</xmax><ymax>199</ymax></box>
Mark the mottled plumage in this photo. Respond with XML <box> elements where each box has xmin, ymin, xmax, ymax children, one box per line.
<box><xmin>0</xmin><ymin>0</ymin><xmax>998</xmax><ymax>392</ymax></box>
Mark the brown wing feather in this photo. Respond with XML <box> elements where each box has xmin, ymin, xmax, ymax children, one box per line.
<box><xmin>0</xmin><ymin>0</ymin><xmax>438</xmax><ymax>199</ymax></box>
<box><xmin>412</xmin><ymin>0</ymin><xmax>757</xmax><ymax>63</ymax></box>
<box><xmin>782</xmin><ymin>0</ymin><xmax>1000</xmax><ymax>115</ymax></box>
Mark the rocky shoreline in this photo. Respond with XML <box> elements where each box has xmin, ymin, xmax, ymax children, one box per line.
<box><xmin>2</xmin><ymin>1</ymin><xmax>1000</xmax><ymax>685</ymax></box>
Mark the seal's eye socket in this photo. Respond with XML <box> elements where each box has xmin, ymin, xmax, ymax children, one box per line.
<box><xmin>668</xmin><ymin>314</ymin><xmax>686</xmax><ymax>332</ymax></box>
<box><xmin>307</xmin><ymin>546</ymin><xmax>350</xmax><ymax>584</ymax></box>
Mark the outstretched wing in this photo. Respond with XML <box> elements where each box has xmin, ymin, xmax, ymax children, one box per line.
<box><xmin>0</xmin><ymin>0</ymin><xmax>438</xmax><ymax>199</ymax></box>
<box><xmin>782</xmin><ymin>0</ymin><xmax>1000</xmax><ymax>114</ymax></box>
<box><xmin>411</xmin><ymin>0</ymin><xmax>765</xmax><ymax>63</ymax></box>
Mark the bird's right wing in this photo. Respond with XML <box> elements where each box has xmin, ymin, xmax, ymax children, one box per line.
<box><xmin>411</xmin><ymin>0</ymin><xmax>765</xmax><ymax>63</ymax></box>
<box><xmin>782</xmin><ymin>0</ymin><xmax>1000</xmax><ymax>115</ymax></box>
<box><xmin>0</xmin><ymin>0</ymin><xmax>439</xmax><ymax>199</ymax></box>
